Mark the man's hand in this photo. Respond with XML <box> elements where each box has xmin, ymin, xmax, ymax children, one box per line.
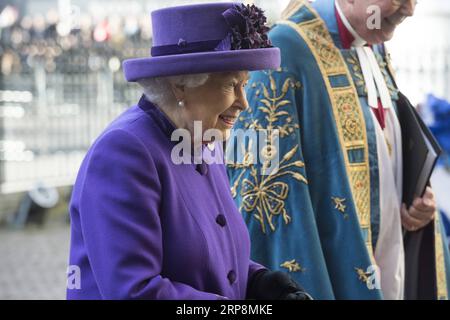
<box><xmin>401</xmin><ymin>186</ymin><xmax>436</xmax><ymax>232</ymax></box>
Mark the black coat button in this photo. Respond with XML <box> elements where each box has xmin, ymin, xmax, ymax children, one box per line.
<box><xmin>195</xmin><ymin>163</ymin><xmax>208</xmax><ymax>175</ymax></box>
<box><xmin>216</xmin><ymin>214</ymin><xmax>227</xmax><ymax>227</ymax></box>
<box><xmin>227</xmin><ymin>270</ymin><xmax>236</xmax><ymax>285</ymax></box>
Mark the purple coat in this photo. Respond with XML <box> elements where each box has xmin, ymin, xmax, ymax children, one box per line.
<box><xmin>67</xmin><ymin>96</ymin><xmax>264</xmax><ymax>299</ymax></box>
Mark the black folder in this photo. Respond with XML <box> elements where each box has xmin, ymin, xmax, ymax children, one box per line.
<box><xmin>397</xmin><ymin>92</ymin><xmax>442</xmax><ymax>208</ymax></box>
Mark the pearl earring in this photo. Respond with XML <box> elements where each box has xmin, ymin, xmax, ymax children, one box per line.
<box><xmin>177</xmin><ymin>100</ymin><xmax>185</xmax><ymax>108</ymax></box>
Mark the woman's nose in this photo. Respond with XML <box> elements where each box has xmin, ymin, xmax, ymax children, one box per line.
<box><xmin>235</xmin><ymin>87</ymin><xmax>249</xmax><ymax>111</ymax></box>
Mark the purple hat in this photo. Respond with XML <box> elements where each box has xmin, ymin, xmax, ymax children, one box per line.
<box><xmin>123</xmin><ymin>2</ymin><xmax>280</xmax><ymax>82</ymax></box>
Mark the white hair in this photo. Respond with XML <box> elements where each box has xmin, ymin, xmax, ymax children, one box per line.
<box><xmin>137</xmin><ymin>73</ymin><xmax>210</xmax><ymax>108</ymax></box>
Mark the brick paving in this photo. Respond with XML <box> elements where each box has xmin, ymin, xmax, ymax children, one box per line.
<box><xmin>0</xmin><ymin>221</ymin><xmax>70</xmax><ymax>300</ymax></box>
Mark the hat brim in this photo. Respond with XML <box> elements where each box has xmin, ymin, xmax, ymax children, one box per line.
<box><xmin>122</xmin><ymin>48</ymin><xmax>280</xmax><ymax>82</ymax></box>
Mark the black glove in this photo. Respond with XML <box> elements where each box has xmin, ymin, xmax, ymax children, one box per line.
<box><xmin>246</xmin><ymin>269</ymin><xmax>313</xmax><ymax>300</ymax></box>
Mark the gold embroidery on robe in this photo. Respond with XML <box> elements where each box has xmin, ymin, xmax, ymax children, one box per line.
<box><xmin>281</xmin><ymin>259</ymin><xmax>305</xmax><ymax>273</ymax></box>
<box><xmin>435</xmin><ymin>212</ymin><xmax>449</xmax><ymax>299</ymax></box>
<box><xmin>228</xmin><ymin>72</ymin><xmax>304</xmax><ymax>234</ymax></box>
<box><xmin>332</xmin><ymin>197</ymin><xmax>347</xmax><ymax>212</ymax></box>
<box><xmin>278</xmin><ymin>3</ymin><xmax>373</xmax><ymax>258</ymax></box>
<box><xmin>355</xmin><ymin>267</ymin><xmax>370</xmax><ymax>284</ymax></box>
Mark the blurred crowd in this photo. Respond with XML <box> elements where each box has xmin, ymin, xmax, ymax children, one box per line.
<box><xmin>0</xmin><ymin>5</ymin><xmax>150</xmax><ymax>193</ymax></box>
<box><xmin>0</xmin><ymin>6</ymin><xmax>152</xmax><ymax>76</ymax></box>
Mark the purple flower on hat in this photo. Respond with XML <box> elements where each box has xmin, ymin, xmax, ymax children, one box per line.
<box><xmin>222</xmin><ymin>4</ymin><xmax>272</xmax><ymax>50</ymax></box>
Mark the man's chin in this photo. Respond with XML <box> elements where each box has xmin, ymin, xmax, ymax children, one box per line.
<box><xmin>381</xmin><ymin>19</ymin><xmax>399</xmax><ymax>38</ymax></box>
<box><xmin>366</xmin><ymin>29</ymin><xmax>394</xmax><ymax>44</ymax></box>
<box><xmin>380</xmin><ymin>29</ymin><xmax>395</xmax><ymax>42</ymax></box>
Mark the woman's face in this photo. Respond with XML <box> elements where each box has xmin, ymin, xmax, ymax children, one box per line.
<box><xmin>175</xmin><ymin>71</ymin><xmax>250</xmax><ymax>143</ymax></box>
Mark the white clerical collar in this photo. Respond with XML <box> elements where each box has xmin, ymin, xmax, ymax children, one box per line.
<box><xmin>335</xmin><ymin>1</ymin><xmax>393</xmax><ymax>112</ymax></box>
<box><xmin>335</xmin><ymin>0</ymin><xmax>367</xmax><ymax>47</ymax></box>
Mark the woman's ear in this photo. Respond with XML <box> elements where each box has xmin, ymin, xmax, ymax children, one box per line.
<box><xmin>169</xmin><ymin>80</ymin><xmax>185</xmax><ymax>102</ymax></box>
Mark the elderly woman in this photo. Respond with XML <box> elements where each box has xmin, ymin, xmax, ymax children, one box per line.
<box><xmin>67</xmin><ymin>2</ymin><xmax>310</xmax><ymax>300</ymax></box>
